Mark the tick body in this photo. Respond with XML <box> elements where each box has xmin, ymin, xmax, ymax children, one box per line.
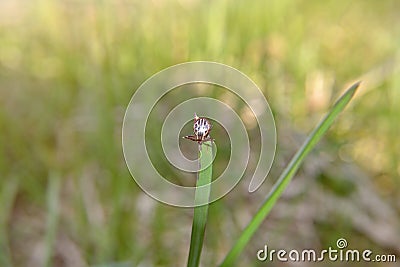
<box><xmin>183</xmin><ymin>113</ymin><xmax>213</xmax><ymax>144</ymax></box>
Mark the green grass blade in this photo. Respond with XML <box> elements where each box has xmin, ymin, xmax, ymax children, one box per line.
<box><xmin>0</xmin><ymin>178</ymin><xmax>19</xmax><ymax>267</ymax></box>
<box><xmin>220</xmin><ymin>82</ymin><xmax>360</xmax><ymax>266</ymax></box>
<box><xmin>187</xmin><ymin>141</ymin><xmax>214</xmax><ymax>267</ymax></box>
<box><xmin>44</xmin><ymin>172</ymin><xmax>61</xmax><ymax>267</ymax></box>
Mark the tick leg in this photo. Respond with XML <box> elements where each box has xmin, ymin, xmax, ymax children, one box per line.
<box><xmin>183</xmin><ymin>135</ymin><xmax>202</xmax><ymax>142</ymax></box>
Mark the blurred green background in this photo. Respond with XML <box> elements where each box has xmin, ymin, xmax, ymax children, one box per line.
<box><xmin>0</xmin><ymin>0</ymin><xmax>399</xmax><ymax>266</ymax></box>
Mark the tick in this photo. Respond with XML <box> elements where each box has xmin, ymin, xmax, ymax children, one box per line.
<box><xmin>183</xmin><ymin>113</ymin><xmax>214</xmax><ymax>144</ymax></box>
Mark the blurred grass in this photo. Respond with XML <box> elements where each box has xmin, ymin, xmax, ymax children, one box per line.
<box><xmin>0</xmin><ymin>0</ymin><xmax>399</xmax><ymax>266</ymax></box>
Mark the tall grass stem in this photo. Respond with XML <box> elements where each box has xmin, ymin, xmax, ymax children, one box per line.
<box><xmin>220</xmin><ymin>82</ymin><xmax>360</xmax><ymax>266</ymax></box>
<box><xmin>187</xmin><ymin>141</ymin><xmax>214</xmax><ymax>267</ymax></box>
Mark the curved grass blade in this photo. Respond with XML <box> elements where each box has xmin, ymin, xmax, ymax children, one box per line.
<box><xmin>187</xmin><ymin>141</ymin><xmax>214</xmax><ymax>267</ymax></box>
<box><xmin>220</xmin><ymin>82</ymin><xmax>360</xmax><ymax>266</ymax></box>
